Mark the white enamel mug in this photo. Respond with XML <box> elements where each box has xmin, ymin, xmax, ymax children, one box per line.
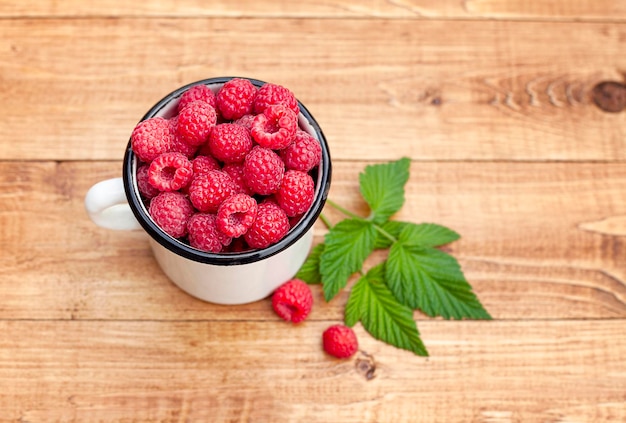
<box><xmin>85</xmin><ymin>77</ymin><xmax>331</xmax><ymax>305</ymax></box>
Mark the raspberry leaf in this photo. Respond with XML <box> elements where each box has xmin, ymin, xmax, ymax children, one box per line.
<box><xmin>296</xmin><ymin>243</ymin><xmax>325</xmax><ymax>284</ymax></box>
<box><xmin>345</xmin><ymin>264</ymin><xmax>428</xmax><ymax>356</ymax></box>
<box><xmin>386</xmin><ymin>235</ymin><xmax>491</xmax><ymax>320</ymax></box>
<box><xmin>320</xmin><ymin>219</ymin><xmax>377</xmax><ymax>301</ymax></box>
<box><xmin>398</xmin><ymin>222</ymin><xmax>460</xmax><ymax>248</ymax></box>
<box><xmin>373</xmin><ymin>220</ymin><xmax>408</xmax><ymax>249</ymax></box>
<box><xmin>359</xmin><ymin>157</ymin><xmax>410</xmax><ymax>224</ymax></box>
<box><xmin>299</xmin><ymin>158</ymin><xmax>491</xmax><ymax>358</ymax></box>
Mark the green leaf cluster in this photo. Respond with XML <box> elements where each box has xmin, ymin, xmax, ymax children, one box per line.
<box><xmin>296</xmin><ymin>157</ymin><xmax>491</xmax><ymax>356</ymax></box>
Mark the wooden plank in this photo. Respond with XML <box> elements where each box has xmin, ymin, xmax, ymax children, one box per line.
<box><xmin>0</xmin><ymin>320</ymin><xmax>624</xmax><ymax>422</ymax></box>
<box><xmin>1</xmin><ymin>18</ymin><xmax>625</xmax><ymax>161</ymax></box>
<box><xmin>1</xmin><ymin>160</ymin><xmax>625</xmax><ymax>321</ymax></box>
<box><xmin>1</xmin><ymin>0</ymin><xmax>626</xmax><ymax>20</ymax></box>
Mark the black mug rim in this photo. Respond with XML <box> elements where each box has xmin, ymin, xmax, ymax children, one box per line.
<box><xmin>122</xmin><ymin>76</ymin><xmax>331</xmax><ymax>265</ymax></box>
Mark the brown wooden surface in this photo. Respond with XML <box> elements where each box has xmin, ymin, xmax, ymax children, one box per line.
<box><xmin>2</xmin><ymin>0</ymin><xmax>626</xmax><ymax>20</ymax></box>
<box><xmin>2</xmin><ymin>18</ymin><xmax>626</xmax><ymax>162</ymax></box>
<box><xmin>1</xmin><ymin>1</ymin><xmax>626</xmax><ymax>422</ymax></box>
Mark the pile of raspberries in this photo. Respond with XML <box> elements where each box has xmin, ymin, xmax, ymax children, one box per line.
<box><xmin>131</xmin><ymin>78</ymin><xmax>322</xmax><ymax>253</ymax></box>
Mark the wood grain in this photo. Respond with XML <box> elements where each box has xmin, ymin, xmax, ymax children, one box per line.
<box><xmin>2</xmin><ymin>3</ymin><xmax>626</xmax><ymax>420</ymax></box>
<box><xmin>0</xmin><ymin>320</ymin><xmax>624</xmax><ymax>422</ymax></box>
<box><xmin>1</xmin><ymin>160</ymin><xmax>625</xmax><ymax>321</ymax></box>
<box><xmin>1</xmin><ymin>0</ymin><xmax>626</xmax><ymax>20</ymax></box>
<box><xmin>1</xmin><ymin>18</ymin><xmax>625</xmax><ymax>161</ymax></box>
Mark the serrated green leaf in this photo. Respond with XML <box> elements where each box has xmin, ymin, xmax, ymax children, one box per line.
<box><xmin>320</xmin><ymin>219</ymin><xmax>377</xmax><ymax>301</ymax></box>
<box><xmin>398</xmin><ymin>222</ymin><xmax>460</xmax><ymax>248</ymax></box>
<box><xmin>345</xmin><ymin>263</ymin><xmax>386</xmax><ymax>327</ymax></box>
<box><xmin>345</xmin><ymin>263</ymin><xmax>428</xmax><ymax>356</ymax></box>
<box><xmin>373</xmin><ymin>220</ymin><xmax>409</xmax><ymax>249</ymax></box>
<box><xmin>359</xmin><ymin>157</ymin><xmax>410</xmax><ymax>224</ymax></box>
<box><xmin>296</xmin><ymin>243</ymin><xmax>325</xmax><ymax>284</ymax></box>
<box><xmin>386</xmin><ymin>242</ymin><xmax>492</xmax><ymax>320</ymax></box>
<box><xmin>344</xmin><ymin>284</ymin><xmax>364</xmax><ymax>328</ymax></box>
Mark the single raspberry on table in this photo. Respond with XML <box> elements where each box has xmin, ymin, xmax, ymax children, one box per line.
<box><xmin>136</xmin><ymin>164</ymin><xmax>160</xmax><ymax>199</ymax></box>
<box><xmin>177</xmin><ymin>84</ymin><xmax>217</xmax><ymax>112</ymax></box>
<box><xmin>250</xmin><ymin>104</ymin><xmax>297</xmax><ymax>150</ymax></box>
<box><xmin>148</xmin><ymin>191</ymin><xmax>195</xmax><ymax>239</ymax></box>
<box><xmin>191</xmin><ymin>154</ymin><xmax>221</xmax><ymax>176</ymax></box>
<box><xmin>216</xmin><ymin>78</ymin><xmax>257</xmax><ymax>120</ymax></box>
<box><xmin>243</xmin><ymin>146</ymin><xmax>285</xmax><ymax>196</ymax></box>
<box><xmin>148</xmin><ymin>152</ymin><xmax>193</xmax><ymax>192</ymax></box>
<box><xmin>244</xmin><ymin>200</ymin><xmax>290</xmax><ymax>249</ymax></box>
<box><xmin>222</xmin><ymin>162</ymin><xmax>252</xmax><ymax>195</ymax></box>
<box><xmin>187</xmin><ymin>213</ymin><xmax>232</xmax><ymax>253</ymax></box>
<box><xmin>271</xmin><ymin>278</ymin><xmax>313</xmax><ymax>323</ymax></box>
<box><xmin>280</xmin><ymin>130</ymin><xmax>322</xmax><ymax>173</ymax></box>
<box><xmin>216</xmin><ymin>193</ymin><xmax>258</xmax><ymax>238</ymax></box>
<box><xmin>176</xmin><ymin>100</ymin><xmax>217</xmax><ymax>147</ymax></box>
<box><xmin>188</xmin><ymin>170</ymin><xmax>238</xmax><ymax>213</ymax></box>
<box><xmin>253</xmin><ymin>82</ymin><xmax>299</xmax><ymax>115</ymax></box>
<box><xmin>208</xmin><ymin>123</ymin><xmax>253</xmax><ymax>164</ymax></box>
<box><xmin>131</xmin><ymin>117</ymin><xmax>173</xmax><ymax>163</ymax></box>
<box><xmin>322</xmin><ymin>325</ymin><xmax>359</xmax><ymax>359</ymax></box>
<box><xmin>275</xmin><ymin>170</ymin><xmax>315</xmax><ymax>217</ymax></box>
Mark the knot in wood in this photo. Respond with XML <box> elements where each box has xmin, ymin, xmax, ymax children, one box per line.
<box><xmin>355</xmin><ymin>351</ymin><xmax>376</xmax><ymax>381</ymax></box>
<box><xmin>592</xmin><ymin>81</ymin><xmax>626</xmax><ymax>113</ymax></box>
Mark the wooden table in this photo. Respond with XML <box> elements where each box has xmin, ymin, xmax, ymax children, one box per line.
<box><xmin>2</xmin><ymin>1</ymin><xmax>626</xmax><ymax>421</ymax></box>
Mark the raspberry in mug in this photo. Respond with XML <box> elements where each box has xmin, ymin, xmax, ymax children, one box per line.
<box><xmin>130</xmin><ymin>78</ymin><xmax>322</xmax><ymax>253</ymax></box>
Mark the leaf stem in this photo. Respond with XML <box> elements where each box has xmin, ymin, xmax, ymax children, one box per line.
<box><xmin>326</xmin><ymin>198</ymin><xmax>398</xmax><ymax>244</ymax></box>
<box><xmin>374</xmin><ymin>225</ymin><xmax>398</xmax><ymax>244</ymax></box>
<box><xmin>326</xmin><ymin>199</ymin><xmax>362</xmax><ymax>220</ymax></box>
<box><xmin>319</xmin><ymin>212</ymin><xmax>333</xmax><ymax>230</ymax></box>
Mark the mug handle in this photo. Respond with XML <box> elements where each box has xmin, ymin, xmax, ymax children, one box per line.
<box><xmin>84</xmin><ymin>177</ymin><xmax>143</xmax><ymax>230</ymax></box>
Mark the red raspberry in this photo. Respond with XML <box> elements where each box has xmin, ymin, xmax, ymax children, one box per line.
<box><xmin>233</xmin><ymin>114</ymin><xmax>255</xmax><ymax>131</ymax></box>
<box><xmin>148</xmin><ymin>152</ymin><xmax>193</xmax><ymax>192</ymax></box>
<box><xmin>250</xmin><ymin>104</ymin><xmax>297</xmax><ymax>150</ymax></box>
<box><xmin>216</xmin><ymin>193</ymin><xmax>258</xmax><ymax>238</ymax></box>
<box><xmin>191</xmin><ymin>154</ymin><xmax>221</xmax><ymax>176</ymax></box>
<box><xmin>275</xmin><ymin>170</ymin><xmax>315</xmax><ymax>217</ymax></box>
<box><xmin>187</xmin><ymin>213</ymin><xmax>231</xmax><ymax>253</ymax></box>
<box><xmin>271</xmin><ymin>279</ymin><xmax>313</xmax><ymax>323</ymax></box>
<box><xmin>253</xmin><ymin>82</ymin><xmax>299</xmax><ymax>115</ymax></box>
<box><xmin>216</xmin><ymin>78</ymin><xmax>257</xmax><ymax>120</ymax></box>
<box><xmin>169</xmin><ymin>117</ymin><xmax>198</xmax><ymax>158</ymax></box>
<box><xmin>322</xmin><ymin>325</ymin><xmax>359</xmax><ymax>359</ymax></box>
<box><xmin>136</xmin><ymin>164</ymin><xmax>160</xmax><ymax>199</ymax></box>
<box><xmin>243</xmin><ymin>146</ymin><xmax>285</xmax><ymax>195</ymax></box>
<box><xmin>131</xmin><ymin>117</ymin><xmax>173</xmax><ymax>163</ymax></box>
<box><xmin>289</xmin><ymin>214</ymin><xmax>303</xmax><ymax>228</ymax></box>
<box><xmin>195</xmin><ymin>140</ymin><xmax>213</xmax><ymax>158</ymax></box>
<box><xmin>176</xmin><ymin>101</ymin><xmax>217</xmax><ymax>147</ymax></box>
<box><xmin>188</xmin><ymin>170</ymin><xmax>238</xmax><ymax>213</ymax></box>
<box><xmin>208</xmin><ymin>123</ymin><xmax>253</xmax><ymax>164</ymax></box>
<box><xmin>280</xmin><ymin>130</ymin><xmax>322</xmax><ymax>173</ymax></box>
<box><xmin>148</xmin><ymin>191</ymin><xmax>194</xmax><ymax>238</ymax></box>
<box><xmin>225</xmin><ymin>237</ymin><xmax>248</xmax><ymax>253</ymax></box>
<box><xmin>244</xmin><ymin>200</ymin><xmax>290</xmax><ymax>249</ymax></box>
<box><xmin>222</xmin><ymin>162</ymin><xmax>252</xmax><ymax>195</ymax></box>
<box><xmin>178</xmin><ymin>84</ymin><xmax>217</xmax><ymax>112</ymax></box>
